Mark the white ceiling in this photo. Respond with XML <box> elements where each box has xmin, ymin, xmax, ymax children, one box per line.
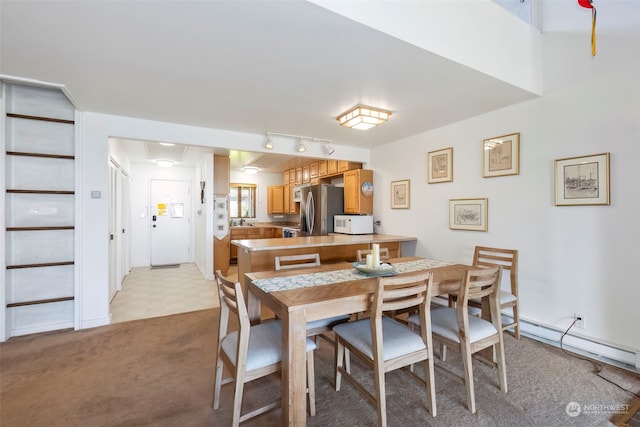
<box><xmin>1</xmin><ymin>0</ymin><xmax>542</xmax><ymax>172</ymax></box>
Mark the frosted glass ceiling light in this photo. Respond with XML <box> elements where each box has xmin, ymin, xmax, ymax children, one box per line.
<box><xmin>337</xmin><ymin>105</ymin><xmax>391</xmax><ymax>130</ymax></box>
<box><xmin>156</xmin><ymin>159</ymin><xmax>174</xmax><ymax>167</ymax></box>
<box><xmin>243</xmin><ymin>166</ymin><xmax>259</xmax><ymax>174</ymax></box>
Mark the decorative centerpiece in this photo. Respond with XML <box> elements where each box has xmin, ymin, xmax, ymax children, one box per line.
<box><xmin>353</xmin><ymin>244</ymin><xmax>396</xmax><ymax>276</ymax></box>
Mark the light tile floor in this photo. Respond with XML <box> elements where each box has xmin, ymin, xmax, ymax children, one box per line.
<box><xmin>110</xmin><ymin>263</ymin><xmax>226</xmax><ymax>324</ymax></box>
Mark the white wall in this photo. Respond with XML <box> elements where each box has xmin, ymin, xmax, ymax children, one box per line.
<box><xmin>194</xmin><ymin>155</ymin><xmax>214</xmax><ymax>280</ymax></box>
<box><xmin>370</xmin><ymin>31</ymin><xmax>640</xmax><ymax>354</ymax></box>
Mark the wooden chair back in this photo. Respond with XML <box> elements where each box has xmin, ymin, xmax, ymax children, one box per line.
<box><xmin>473</xmin><ymin>246</ymin><xmax>518</xmax><ymax>296</ymax></box>
<box><xmin>275</xmin><ymin>253</ymin><xmax>321</xmax><ymax>270</ymax></box>
<box><xmin>456</xmin><ymin>266</ymin><xmax>503</xmax><ymax>338</ymax></box>
<box><xmin>215</xmin><ymin>270</ymin><xmax>250</xmax><ymax>351</ymax></box>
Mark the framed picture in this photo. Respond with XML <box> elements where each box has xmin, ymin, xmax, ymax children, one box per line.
<box><xmin>391</xmin><ymin>179</ymin><xmax>410</xmax><ymax>209</ymax></box>
<box><xmin>554</xmin><ymin>152</ymin><xmax>610</xmax><ymax>206</ymax></box>
<box><xmin>483</xmin><ymin>132</ymin><xmax>520</xmax><ymax>177</ymax></box>
<box><xmin>427</xmin><ymin>147</ymin><xmax>453</xmax><ymax>183</ymax></box>
<box><xmin>449</xmin><ymin>198</ymin><xmax>488</xmax><ymax>231</ymax></box>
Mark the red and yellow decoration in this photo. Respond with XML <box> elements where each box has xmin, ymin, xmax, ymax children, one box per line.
<box><xmin>578</xmin><ymin>0</ymin><xmax>597</xmax><ymax>56</ymax></box>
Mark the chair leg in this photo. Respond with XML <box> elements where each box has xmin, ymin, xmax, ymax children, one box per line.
<box><xmin>232</xmin><ymin>375</ymin><xmax>245</xmax><ymax>427</ymax></box>
<box><xmin>512</xmin><ymin>304</ymin><xmax>520</xmax><ymax>339</ymax></box>
<box><xmin>345</xmin><ymin>348</ymin><xmax>351</xmax><ymax>373</ymax></box>
<box><xmin>213</xmin><ymin>356</ymin><xmax>224</xmax><ymax>409</ymax></box>
<box><xmin>460</xmin><ymin>342</ymin><xmax>476</xmax><ymax>414</ymax></box>
<box><xmin>335</xmin><ymin>338</ymin><xmax>344</xmax><ymax>391</ymax></box>
<box><xmin>423</xmin><ymin>356</ymin><xmax>437</xmax><ymax>417</ymax></box>
<box><xmin>440</xmin><ymin>343</ymin><xmax>447</xmax><ymax>362</ymax></box>
<box><xmin>495</xmin><ymin>338</ymin><xmax>508</xmax><ymax>393</ymax></box>
<box><xmin>307</xmin><ymin>350</ymin><xmax>316</xmax><ymax>416</ymax></box>
<box><xmin>373</xmin><ymin>360</ymin><xmax>387</xmax><ymax>427</ymax></box>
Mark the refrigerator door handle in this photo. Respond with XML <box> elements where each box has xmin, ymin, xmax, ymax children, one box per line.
<box><xmin>306</xmin><ymin>191</ymin><xmax>315</xmax><ymax>234</ymax></box>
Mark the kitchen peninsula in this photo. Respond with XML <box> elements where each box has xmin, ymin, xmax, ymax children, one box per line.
<box><xmin>233</xmin><ymin>233</ymin><xmax>417</xmax><ymax>301</ymax></box>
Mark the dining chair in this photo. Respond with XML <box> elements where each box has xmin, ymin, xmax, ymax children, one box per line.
<box><xmin>275</xmin><ymin>253</ymin><xmax>321</xmax><ymax>270</ymax></box>
<box><xmin>213</xmin><ymin>270</ymin><xmax>317</xmax><ymax>426</ymax></box>
<box><xmin>333</xmin><ymin>271</ymin><xmax>437</xmax><ymax>426</ymax></box>
<box><xmin>356</xmin><ymin>247</ymin><xmax>390</xmax><ymax>263</ymax></box>
<box><xmin>274</xmin><ymin>254</ymin><xmax>350</xmax><ymax>342</ymax></box>
<box><xmin>450</xmin><ymin>246</ymin><xmax>520</xmax><ymax>338</ymax></box>
<box><xmin>409</xmin><ymin>266</ymin><xmax>507</xmax><ymax>414</ymax></box>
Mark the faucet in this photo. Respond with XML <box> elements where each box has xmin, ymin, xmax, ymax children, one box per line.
<box><xmin>240</xmin><ymin>218</ymin><xmax>245</xmax><ymax>226</ymax></box>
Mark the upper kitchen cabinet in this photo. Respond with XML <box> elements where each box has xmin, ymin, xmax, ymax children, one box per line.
<box><xmin>344</xmin><ymin>169</ymin><xmax>374</xmax><ymax>215</ymax></box>
<box><xmin>267</xmin><ymin>185</ymin><xmax>285</xmax><ymax>214</ymax></box>
<box><xmin>214</xmin><ymin>154</ymin><xmax>230</xmax><ymax>195</ymax></box>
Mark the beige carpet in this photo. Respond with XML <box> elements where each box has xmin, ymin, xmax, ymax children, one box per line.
<box><xmin>1</xmin><ymin>308</ymin><xmax>638</xmax><ymax>426</ymax></box>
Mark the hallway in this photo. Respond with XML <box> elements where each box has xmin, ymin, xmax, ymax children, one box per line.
<box><xmin>110</xmin><ymin>263</ymin><xmax>221</xmax><ymax>323</ymax></box>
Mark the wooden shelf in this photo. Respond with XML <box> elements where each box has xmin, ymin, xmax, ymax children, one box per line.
<box><xmin>6</xmin><ymin>113</ymin><xmax>74</xmax><ymax>125</ymax></box>
<box><xmin>7</xmin><ymin>189</ymin><xmax>75</xmax><ymax>195</ymax></box>
<box><xmin>6</xmin><ymin>226</ymin><xmax>75</xmax><ymax>231</ymax></box>
<box><xmin>6</xmin><ymin>261</ymin><xmax>75</xmax><ymax>270</ymax></box>
<box><xmin>6</xmin><ymin>151</ymin><xmax>75</xmax><ymax>160</ymax></box>
<box><xmin>7</xmin><ymin>296</ymin><xmax>75</xmax><ymax>308</ymax></box>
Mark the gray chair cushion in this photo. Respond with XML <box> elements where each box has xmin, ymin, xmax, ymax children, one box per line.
<box><xmin>409</xmin><ymin>307</ymin><xmax>497</xmax><ymax>344</ymax></box>
<box><xmin>333</xmin><ymin>317</ymin><xmax>425</xmax><ymax>361</ymax></box>
<box><xmin>221</xmin><ymin>320</ymin><xmax>317</xmax><ymax>371</ymax></box>
<box><xmin>307</xmin><ymin>314</ymin><xmax>351</xmax><ymax>330</ymax></box>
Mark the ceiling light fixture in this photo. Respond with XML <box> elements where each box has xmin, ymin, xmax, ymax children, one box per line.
<box><xmin>297</xmin><ymin>137</ymin><xmax>307</xmax><ymax>153</ymax></box>
<box><xmin>243</xmin><ymin>166</ymin><xmax>259</xmax><ymax>174</ymax></box>
<box><xmin>159</xmin><ymin>142</ymin><xmax>175</xmax><ymax>147</ymax></box>
<box><xmin>325</xmin><ymin>143</ymin><xmax>335</xmax><ymax>156</ymax></box>
<box><xmin>337</xmin><ymin>105</ymin><xmax>392</xmax><ymax>130</ymax></box>
<box><xmin>265</xmin><ymin>133</ymin><xmax>274</xmax><ymax>150</ymax></box>
<box><xmin>156</xmin><ymin>159</ymin><xmax>175</xmax><ymax>168</ymax></box>
<box><xmin>264</xmin><ymin>131</ymin><xmax>333</xmax><ymax>155</ymax></box>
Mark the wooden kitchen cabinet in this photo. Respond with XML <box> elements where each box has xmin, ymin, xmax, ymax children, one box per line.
<box><xmin>318</xmin><ymin>160</ymin><xmax>328</xmax><ymax>177</ymax></box>
<box><xmin>284</xmin><ymin>184</ymin><xmax>299</xmax><ymax>214</ymax></box>
<box><xmin>302</xmin><ymin>165</ymin><xmax>310</xmax><ymax>183</ymax></box>
<box><xmin>310</xmin><ymin>162</ymin><xmax>319</xmax><ymax>179</ymax></box>
<box><xmin>283</xmin><ymin>169</ymin><xmax>290</xmax><ymax>184</ymax></box>
<box><xmin>267</xmin><ymin>185</ymin><xmax>284</xmax><ymax>214</ymax></box>
<box><xmin>338</xmin><ymin>160</ymin><xmax>362</xmax><ymax>172</ymax></box>
<box><xmin>327</xmin><ymin>159</ymin><xmax>338</xmax><ymax>175</ymax></box>
<box><xmin>295</xmin><ymin>167</ymin><xmax>303</xmax><ymax>184</ymax></box>
<box><xmin>343</xmin><ymin>169</ymin><xmax>374</xmax><ymax>215</ymax></box>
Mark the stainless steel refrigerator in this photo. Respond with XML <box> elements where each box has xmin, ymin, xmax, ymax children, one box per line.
<box><xmin>300</xmin><ymin>184</ymin><xmax>344</xmax><ymax>236</ymax></box>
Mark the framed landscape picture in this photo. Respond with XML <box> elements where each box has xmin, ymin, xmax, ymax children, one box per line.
<box><xmin>554</xmin><ymin>152</ymin><xmax>610</xmax><ymax>206</ymax></box>
<box><xmin>391</xmin><ymin>179</ymin><xmax>410</xmax><ymax>209</ymax></box>
<box><xmin>427</xmin><ymin>147</ymin><xmax>453</xmax><ymax>183</ymax></box>
<box><xmin>449</xmin><ymin>198</ymin><xmax>488</xmax><ymax>231</ymax></box>
<box><xmin>483</xmin><ymin>132</ymin><xmax>520</xmax><ymax>177</ymax></box>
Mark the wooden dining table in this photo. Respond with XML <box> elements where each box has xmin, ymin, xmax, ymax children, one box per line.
<box><xmin>245</xmin><ymin>256</ymin><xmax>471</xmax><ymax>426</ymax></box>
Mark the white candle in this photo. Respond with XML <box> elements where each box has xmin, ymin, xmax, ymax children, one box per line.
<box><xmin>366</xmin><ymin>253</ymin><xmax>374</xmax><ymax>268</ymax></box>
<box><xmin>372</xmin><ymin>244</ymin><xmax>380</xmax><ymax>267</ymax></box>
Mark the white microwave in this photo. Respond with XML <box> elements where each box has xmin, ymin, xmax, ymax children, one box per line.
<box><xmin>293</xmin><ymin>185</ymin><xmax>306</xmax><ymax>203</ymax></box>
<box><xmin>334</xmin><ymin>215</ymin><xmax>374</xmax><ymax>235</ymax></box>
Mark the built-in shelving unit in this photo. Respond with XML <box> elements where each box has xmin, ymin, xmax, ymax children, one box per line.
<box><xmin>3</xmin><ymin>82</ymin><xmax>76</xmax><ymax>337</ymax></box>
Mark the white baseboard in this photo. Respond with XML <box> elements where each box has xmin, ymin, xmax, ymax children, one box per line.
<box><xmin>511</xmin><ymin>315</ymin><xmax>639</xmax><ymax>373</ymax></box>
<box><xmin>11</xmin><ymin>321</ymin><xmax>74</xmax><ymax>337</ymax></box>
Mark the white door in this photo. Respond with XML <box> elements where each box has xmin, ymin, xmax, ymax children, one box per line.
<box><xmin>108</xmin><ymin>162</ymin><xmax>118</xmax><ymax>301</ymax></box>
<box><xmin>150</xmin><ymin>179</ymin><xmax>191</xmax><ymax>266</ymax></box>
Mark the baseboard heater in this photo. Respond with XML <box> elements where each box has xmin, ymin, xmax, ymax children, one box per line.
<box><xmin>513</xmin><ymin>315</ymin><xmax>639</xmax><ymax>373</ymax></box>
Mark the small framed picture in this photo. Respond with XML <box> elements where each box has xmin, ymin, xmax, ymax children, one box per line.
<box><xmin>449</xmin><ymin>198</ymin><xmax>488</xmax><ymax>231</ymax></box>
<box><xmin>391</xmin><ymin>179</ymin><xmax>410</xmax><ymax>209</ymax></box>
<box><xmin>554</xmin><ymin>152</ymin><xmax>610</xmax><ymax>206</ymax></box>
<box><xmin>483</xmin><ymin>132</ymin><xmax>520</xmax><ymax>177</ymax></box>
<box><xmin>427</xmin><ymin>147</ymin><xmax>453</xmax><ymax>183</ymax></box>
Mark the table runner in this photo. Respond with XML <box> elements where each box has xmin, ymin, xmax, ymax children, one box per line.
<box><xmin>253</xmin><ymin>258</ymin><xmax>454</xmax><ymax>293</ymax></box>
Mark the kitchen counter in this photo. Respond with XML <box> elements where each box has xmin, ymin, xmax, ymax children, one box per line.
<box><xmin>233</xmin><ymin>234</ymin><xmax>417</xmax><ymax>301</ymax></box>
<box><xmin>232</xmin><ymin>233</ymin><xmax>415</xmax><ymax>251</ymax></box>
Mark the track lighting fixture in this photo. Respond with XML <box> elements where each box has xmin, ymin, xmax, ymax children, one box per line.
<box><xmin>325</xmin><ymin>143</ymin><xmax>335</xmax><ymax>156</ymax></box>
<box><xmin>298</xmin><ymin>138</ymin><xmax>307</xmax><ymax>153</ymax></box>
<box><xmin>264</xmin><ymin>131</ymin><xmax>333</xmax><ymax>156</ymax></box>
<box><xmin>265</xmin><ymin>133</ymin><xmax>274</xmax><ymax>150</ymax></box>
